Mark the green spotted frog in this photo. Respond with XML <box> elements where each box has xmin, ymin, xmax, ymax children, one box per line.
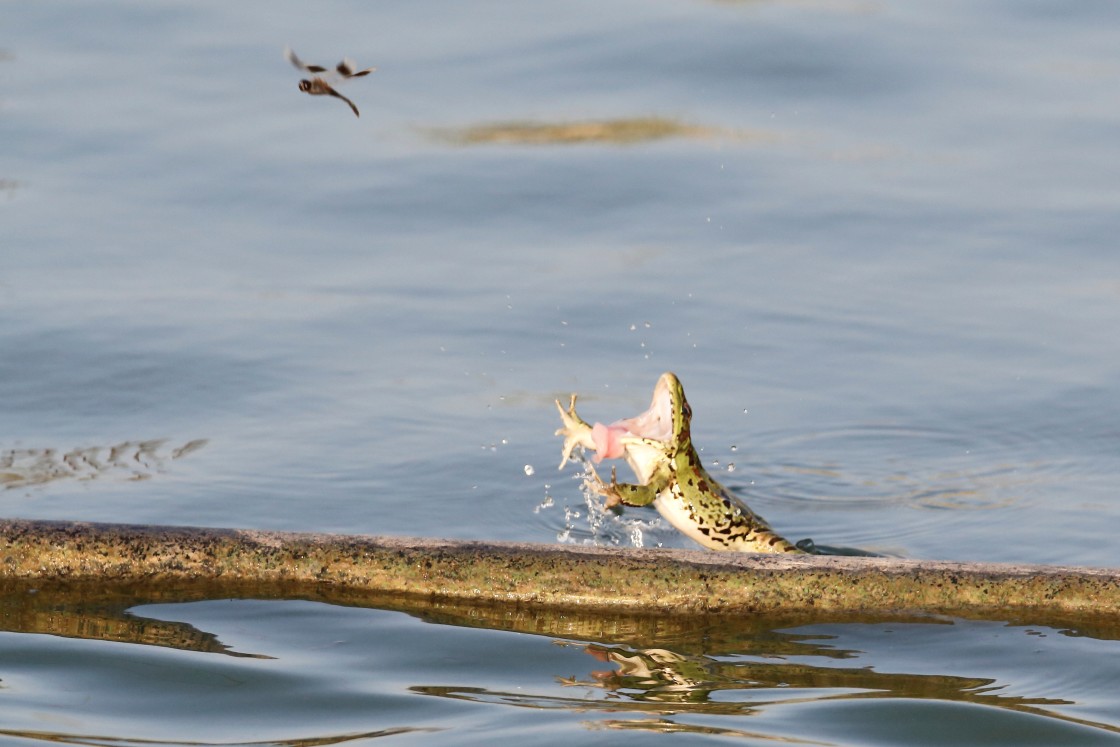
<box><xmin>556</xmin><ymin>372</ymin><xmax>803</xmax><ymax>554</ymax></box>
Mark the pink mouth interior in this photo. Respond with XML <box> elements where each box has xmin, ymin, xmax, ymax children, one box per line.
<box><xmin>589</xmin><ymin>377</ymin><xmax>673</xmax><ymax>462</ymax></box>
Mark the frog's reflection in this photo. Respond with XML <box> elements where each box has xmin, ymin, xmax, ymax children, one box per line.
<box><xmin>413</xmin><ymin>629</ymin><xmax>1120</xmax><ymax>737</ymax></box>
<box><xmin>558</xmin><ymin>639</ymin><xmax>1021</xmax><ymax>706</ymax></box>
<box><xmin>413</xmin><ymin>637</ymin><xmax>1056</xmax><ymax>713</ymax></box>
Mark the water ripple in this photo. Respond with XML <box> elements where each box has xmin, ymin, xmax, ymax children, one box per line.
<box><xmin>740</xmin><ymin>419</ymin><xmax>1099</xmax><ymax>513</ymax></box>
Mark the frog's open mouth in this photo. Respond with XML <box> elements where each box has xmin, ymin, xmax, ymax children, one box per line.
<box><xmin>613</xmin><ymin>372</ymin><xmax>675</xmax><ymax>443</ymax></box>
<box><xmin>587</xmin><ymin>374</ymin><xmax>675</xmax><ymax>462</ymax></box>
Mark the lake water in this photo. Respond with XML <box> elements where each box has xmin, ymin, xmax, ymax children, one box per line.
<box><xmin>3</xmin><ymin>0</ymin><xmax>1120</xmax><ymax>743</ymax></box>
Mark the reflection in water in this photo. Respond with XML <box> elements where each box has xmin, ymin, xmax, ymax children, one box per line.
<box><xmin>0</xmin><ymin>438</ymin><xmax>207</xmax><ymax>489</ymax></box>
<box><xmin>0</xmin><ymin>726</ymin><xmax>439</xmax><ymax>746</ymax></box>
<box><xmin>563</xmin><ymin>639</ymin><xmax>1026</xmax><ymax>706</ymax></box>
<box><xmin>427</xmin><ymin>117</ymin><xmax>780</xmax><ymax>146</ymax></box>
<box><xmin>0</xmin><ymin>580</ymin><xmax>268</xmax><ymax>658</ymax></box>
<box><xmin>589</xmin><ymin>717</ymin><xmax>832</xmax><ymax>742</ymax></box>
<box><xmin>0</xmin><ymin>726</ymin><xmax>437</xmax><ymax>747</ymax></box>
<box><xmin>8</xmin><ymin>577</ymin><xmax>1119</xmax><ymax>655</ymax></box>
<box><xmin>407</xmin><ymin>604</ymin><xmax>1120</xmax><ymax>738</ymax></box>
<box><xmin>415</xmin><ymin>633</ymin><xmax>1120</xmax><ymax>737</ymax></box>
<box><xmin>2</xmin><ymin>580</ymin><xmax>1119</xmax><ymax>739</ymax></box>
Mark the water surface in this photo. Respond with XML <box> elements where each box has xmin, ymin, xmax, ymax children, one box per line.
<box><xmin>2</xmin><ymin>0</ymin><xmax>1119</xmax><ymax>742</ymax></box>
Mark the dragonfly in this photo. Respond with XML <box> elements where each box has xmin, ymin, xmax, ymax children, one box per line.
<box><xmin>285</xmin><ymin>47</ymin><xmax>376</xmax><ymax>118</ymax></box>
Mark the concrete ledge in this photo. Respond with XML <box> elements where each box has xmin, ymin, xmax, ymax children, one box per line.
<box><xmin>1</xmin><ymin>519</ymin><xmax>1117</xmax><ymax>615</ymax></box>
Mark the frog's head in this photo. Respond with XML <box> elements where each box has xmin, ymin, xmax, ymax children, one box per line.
<box><xmin>586</xmin><ymin>372</ymin><xmax>692</xmax><ymax>484</ymax></box>
<box><xmin>653</xmin><ymin>372</ymin><xmax>691</xmax><ymax>445</ymax></box>
<box><xmin>613</xmin><ymin>371</ymin><xmax>691</xmax><ymax>447</ymax></box>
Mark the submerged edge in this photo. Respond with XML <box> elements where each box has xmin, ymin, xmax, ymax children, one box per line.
<box><xmin>1</xmin><ymin>518</ymin><xmax>1116</xmax><ymax>616</ymax></box>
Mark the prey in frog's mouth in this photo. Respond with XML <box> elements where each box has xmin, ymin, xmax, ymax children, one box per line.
<box><xmin>555</xmin><ymin>372</ymin><xmax>685</xmax><ymax>486</ymax></box>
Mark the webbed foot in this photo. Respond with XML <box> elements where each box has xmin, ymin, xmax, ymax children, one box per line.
<box><xmin>581</xmin><ymin>464</ymin><xmax>623</xmax><ymax>507</ymax></box>
<box><xmin>555</xmin><ymin>394</ymin><xmax>596</xmax><ymax>469</ymax></box>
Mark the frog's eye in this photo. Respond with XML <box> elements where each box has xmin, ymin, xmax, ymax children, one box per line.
<box><xmin>682</xmin><ymin>401</ymin><xmax>692</xmax><ymax>420</ymax></box>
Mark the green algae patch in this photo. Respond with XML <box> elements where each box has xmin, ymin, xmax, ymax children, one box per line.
<box><xmin>426</xmin><ymin>117</ymin><xmax>778</xmax><ymax>146</ymax></box>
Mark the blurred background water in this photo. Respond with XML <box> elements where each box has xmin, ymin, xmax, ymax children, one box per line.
<box><xmin>3</xmin><ymin>0</ymin><xmax>1120</xmax><ymax>743</ymax></box>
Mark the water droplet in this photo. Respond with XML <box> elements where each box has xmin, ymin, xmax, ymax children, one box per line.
<box><xmin>523</xmin><ymin>464</ymin><xmax>535</xmax><ymax>476</ymax></box>
<box><xmin>726</xmin><ymin>463</ymin><xmax>736</xmax><ymax>473</ymax></box>
<box><xmin>730</xmin><ymin>445</ymin><xmax>738</xmax><ymax>452</ymax></box>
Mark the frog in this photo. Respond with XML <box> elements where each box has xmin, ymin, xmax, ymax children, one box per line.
<box><xmin>555</xmin><ymin>372</ymin><xmax>804</xmax><ymax>554</ymax></box>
